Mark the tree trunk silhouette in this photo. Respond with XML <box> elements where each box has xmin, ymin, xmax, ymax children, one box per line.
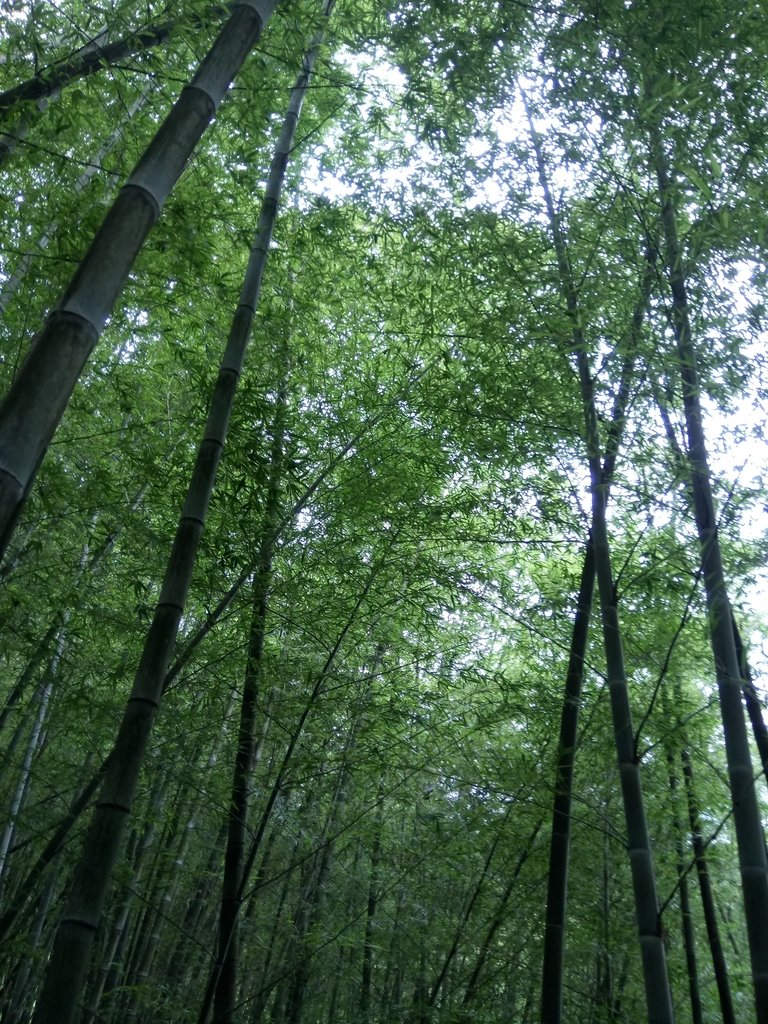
<box><xmin>361</xmin><ymin>793</ymin><xmax>384</xmax><ymax>1024</ymax></box>
<box><xmin>29</xmin><ymin>11</ymin><xmax>292</xmax><ymax>1019</ymax></box>
<box><xmin>212</xmin><ymin>412</ymin><xmax>285</xmax><ymax>1024</ymax></box>
<box><xmin>540</xmin><ymin>255</ymin><xmax>654</xmax><ymax>1024</ymax></box>
<box><xmin>676</xmin><ymin>688</ymin><xmax>736</xmax><ymax>1024</ymax></box>
<box><xmin>525</xmin><ymin>93</ymin><xmax>674</xmax><ymax>1022</ymax></box>
<box><xmin>661</xmin><ymin>697</ymin><xmax>703</xmax><ymax>1024</ymax></box>
<box><xmin>647</xmin><ymin>105</ymin><xmax>768</xmax><ymax>1018</ymax></box>
<box><xmin>210</xmin><ymin>8</ymin><xmax>333</xmax><ymax>1010</ymax></box>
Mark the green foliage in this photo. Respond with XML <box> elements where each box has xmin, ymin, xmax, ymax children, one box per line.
<box><xmin>0</xmin><ymin>1</ymin><xmax>767</xmax><ymax>1023</ymax></box>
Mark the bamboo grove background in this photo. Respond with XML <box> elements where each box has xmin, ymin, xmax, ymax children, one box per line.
<box><xmin>2</xmin><ymin>0</ymin><xmax>768</xmax><ymax>1021</ymax></box>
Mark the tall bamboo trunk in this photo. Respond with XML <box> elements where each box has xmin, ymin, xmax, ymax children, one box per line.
<box><xmin>119</xmin><ymin>692</ymin><xmax>237</xmax><ymax>1021</ymax></box>
<box><xmin>0</xmin><ymin>0</ymin><xmax>277</xmax><ymax>559</ymax></box>
<box><xmin>540</xmin><ymin>258</ymin><xmax>653</xmax><ymax>1024</ymax></box>
<box><xmin>360</xmin><ymin>792</ymin><xmax>385</xmax><ymax>1023</ymax></box>
<box><xmin>647</xmin><ymin>112</ymin><xmax>768</xmax><ymax>1019</ymax></box>
<box><xmin>213</xmin><ymin>410</ymin><xmax>285</xmax><ymax>1024</ymax></box>
<box><xmin>82</xmin><ymin>781</ymin><xmax>165</xmax><ymax>1024</ymax></box>
<box><xmin>1</xmin><ymin>851</ymin><xmax>61</xmax><ymax>1024</ymax></box>
<box><xmin>29</xmin><ymin>18</ymin><xmax>299</xmax><ymax>1024</ymax></box>
<box><xmin>657</xmin><ymin>394</ymin><xmax>768</xmax><ymax>779</ymax></box>
<box><xmin>211</xmin><ymin>12</ymin><xmax>332</xmax><ymax>1017</ymax></box>
<box><xmin>731</xmin><ymin>614</ymin><xmax>768</xmax><ymax>775</ymax></box>
<box><xmin>674</xmin><ymin>673</ymin><xmax>736</xmax><ymax>1024</ymax></box>
<box><xmin>524</xmin><ymin>95</ymin><xmax>674</xmax><ymax>1023</ymax></box>
<box><xmin>660</xmin><ymin>687</ymin><xmax>703</xmax><ymax>1024</ymax></box>
<box><xmin>576</xmin><ymin>247</ymin><xmax>673</xmax><ymax>1024</ymax></box>
<box><xmin>540</xmin><ymin>539</ymin><xmax>594</xmax><ymax>1020</ymax></box>
<box><xmin>0</xmin><ymin>675</ymin><xmax>52</xmax><ymax>894</ymax></box>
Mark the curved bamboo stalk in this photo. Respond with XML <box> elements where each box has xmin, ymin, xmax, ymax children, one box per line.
<box><xmin>679</xmin><ymin>737</ymin><xmax>736</xmax><ymax>1024</ymax></box>
<box><xmin>29</xmin><ymin>14</ymin><xmax>283</xmax><ymax>1024</ymax></box>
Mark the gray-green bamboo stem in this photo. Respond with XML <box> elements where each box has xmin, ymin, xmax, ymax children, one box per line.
<box><xmin>0</xmin><ymin>669</ymin><xmax>53</xmax><ymax>895</ymax></box>
<box><xmin>211</xmin><ymin>19</ymin><xmax>334</xmax><ymax>1014</ymax></box>
<box><xmin>684</xmin><ymin>747</ymin><xmax>737</xmax><ymax>1023</ymax></box>
<box><xmin>360</xmin><ymin>790</ymin><xmax>384</xmax><ymax>1023</ymax></box>
<box><xmin>660</xmin><ymin>688</ymin><xmax>703</xmax><ymax>1024</ymax></box>
<box><xmin>0</xmin><ymin>90</ymin><xmax>59</xmax><ymax>167</ymax></box>
<box><xmin>656</xmin><ymin>392</ymin><xmax>768</xmax><ymax>777</ymax></box>
<box><xmin>82</xmin><ymin>781</ymin><xmax>165</xmax><ymax>1024</ymax></box>
<box><xmin>29</xmin><ymin>15</ymin><xmax>288</xmax><ymax>1024</ymax></box>
<box><xmin>0</xmin><ymin>0</ymin><xmax>277</xmax><ymax>561</ymax></box>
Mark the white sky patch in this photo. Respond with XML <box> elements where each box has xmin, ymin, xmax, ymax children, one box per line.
<box><xmin>299</xmin><ymin>47</ymin><xmax>413</xmax><ymax>205</ymax></box>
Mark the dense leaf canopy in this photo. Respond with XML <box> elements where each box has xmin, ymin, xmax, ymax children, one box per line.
<box><xmin>1</xmin><ymin>1</ymin><xmax>768</xmax><ymax>1022</ymax></box>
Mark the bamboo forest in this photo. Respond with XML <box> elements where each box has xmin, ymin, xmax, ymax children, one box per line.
<box><xmin>3</xmin><ymin>0</ymin><xmax>768</xmax><ymax>1021</ymax></box>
